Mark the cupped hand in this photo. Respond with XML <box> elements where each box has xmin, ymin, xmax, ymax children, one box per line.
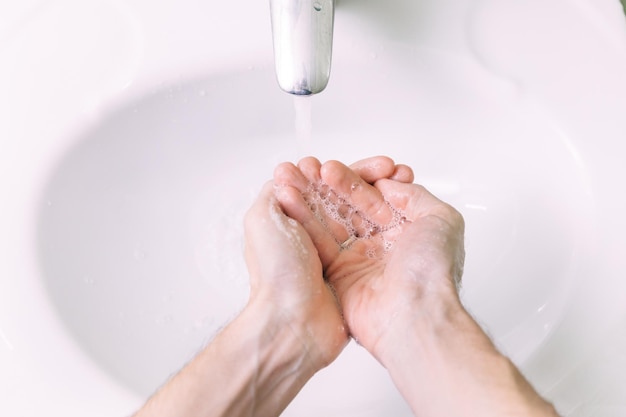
<box><xmin>243</xmin><ymin>157</ymin><xmax>411</xmax><ymax>370</ymax></box>
<box><xmin>274</xmin><ymin>157</ymin><xmax>465</xmax><ymax>360</ymax></box>
<box><xmin>243</xmin><ymin>181</ymin><xmax>347</xmax><ymax>369</ymax></box>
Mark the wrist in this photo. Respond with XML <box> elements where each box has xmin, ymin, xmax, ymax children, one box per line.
<box><xmin>371</xmin><ymin>279</ymin><xmax>465</xmax><ymax>365</ymax></box>
<box><xmin>369</xmin><ymin>284</ymin><xmax>558</xmax><ymax>417</ymax></box>
<box><xmin>246</xmin><ymin>285</ymin><xmax>348</xmax><ymax>373</ymax></box>
<box><xmin>135</xmin><ymin>297</ymin><xmax>322</xmax><ymax>417</ymax></box>
<box><xmin>239</xmin><ymin>299</ymin><xmax>322</xmax><ymax>377</ymax></box>
<box><xmin>193</xmin><ymin>301</ymin><xmax>321</xmax><ymax>417</ymax></box>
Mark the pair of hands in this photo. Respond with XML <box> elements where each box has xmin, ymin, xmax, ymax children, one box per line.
<box><xmin>243</xmin><ymin>156</ymin><xmax>465</xmax><ymax>372</ymax></box>
<box><xmin>136</xmin><ymin>155</ymin><xmax>557</xmax><ymax>417</ymax></box>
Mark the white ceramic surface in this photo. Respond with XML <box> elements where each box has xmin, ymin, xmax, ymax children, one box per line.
<box><xmin>2</xmin><ymin>0</ymin><xmax>626</xmax><ymax>416</ymax></box>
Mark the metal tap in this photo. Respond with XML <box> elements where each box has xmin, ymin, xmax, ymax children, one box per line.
<box><xmin>269</xmin><ymin>0</ymin><xmax>335</xmax><ymax>95</ymax></box>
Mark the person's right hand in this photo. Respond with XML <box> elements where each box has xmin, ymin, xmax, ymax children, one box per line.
<box><xmin>274</xmin><ymin>157</ymin><xmax>465</xmax><ymax>361</ymax></box>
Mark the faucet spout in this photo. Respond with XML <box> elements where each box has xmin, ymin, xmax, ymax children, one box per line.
<box><xmin>270</xmin><ymin>0</ymin><xmax>335</xmax><ymax>95</ymax></box>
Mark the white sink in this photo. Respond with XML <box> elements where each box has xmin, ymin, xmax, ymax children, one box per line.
<box><xmin>2</xmin><ymin>0</ymin><xmax>626</xmax><ymax>415</ymax></box>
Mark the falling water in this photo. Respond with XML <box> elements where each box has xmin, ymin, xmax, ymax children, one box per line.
<box><xmin>293</xmin><ymin>95</ymin><xmax>312</xmax><ymax>156</ymax></box>
<box><xmin>0</xmin><ymin>326</ymin><xmax>14</xmax><ymax>350</ymax></box>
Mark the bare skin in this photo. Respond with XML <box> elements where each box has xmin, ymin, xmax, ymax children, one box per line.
<box><xmin>133</xmin><ymin>156</ymin><xmax>406</xmax><ymax>417</ymax></box>
<box><xmin>134</xmin><ymin>155</ymin><xmax>559</xmax><ymax>417</ymax></box>
<box><xmin>274</xmin><ymin>157</ymin><xmax>560</xmax><ymax>417</ymax></box>
<box><xmin>273</xmin><ymin>157</ymin><xmax>464</xmax><ymax>353</ymax></box>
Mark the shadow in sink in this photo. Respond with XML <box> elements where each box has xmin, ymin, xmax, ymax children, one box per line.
<box><xmin>36</xmin><ymin>69</ymin><xmax>297</xmax><ymax>396</ymax></box>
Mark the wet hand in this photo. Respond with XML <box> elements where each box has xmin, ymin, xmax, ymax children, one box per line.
<box><xmin>243</xmin><ymin>181</ymin><xmax>348</xmax><ymax>370</ymax></box>
<box><xmin>273</xmin><ymin>157</ymin><xmax>465</xmax><ymax>360</ymax></box>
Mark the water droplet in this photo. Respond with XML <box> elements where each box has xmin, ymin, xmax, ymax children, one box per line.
<box><xmin>199</xmin><ymin>89</ymin><xmax>206</xmax><ymax>97</ymax></box>
<box><xmin>193</xmin><ymin>316</ymin><xmax>217</xmax><ymax>331</ymax></box>
<box><xmin>313</xmin><ymin>1</ymin><xmax>322</xmax><ymax>11</ymax></box>
<box><xmin>155</xmin><ymin>314</ymin><xmax>173</xmax><ymax>326</ymax></box>
<box><xmin>350</xmin><ymin>182</ymin><xmax>361</xmax><ymax>192</ymax></box>
<box><xmin>133</xmin><ymin>248</ymin><xmax>146</xmax><ymax>261</ymax></box>
<box><xmin>83</xmin><ymin>276</ymin><xmax>95</xmax><ymax>285</ymax></box>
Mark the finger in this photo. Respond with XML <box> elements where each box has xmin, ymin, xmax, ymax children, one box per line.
<box><xmin>348</xmin><ymin>156</ymin><xmax>395</xmax><ymax>184</ymax></box>
<box><xmin>321</xmin><ymin>160</ymin><xmax>395</xmax><ymax>227</ymax></box>
<box><xmin>274</xmin><ymin>184</ymin><xmax>340</xmax><ymax>268</ymax></box>
<box><xmin>274</xmin><ymin>162</ymin><xmax>310</xmax><ymax>192</ymax></box>
<box><xmin>299</xmin><ymin>157</ymin><xmax>359</xmax><ymax>241</ymax></box>
<box><xmin>297</xmin><ymin>156</ymin><xmax>323</xmax><ymax>184</ymax></box>
<box><xmin>389</xmin><ymin>164</ymin><xmax>414</xmax><ymax>183</ymax></box>
<box><xmin>275</xmin><ymin>158</ymin><xmax>350</xmax><ymax>244</ymax></box>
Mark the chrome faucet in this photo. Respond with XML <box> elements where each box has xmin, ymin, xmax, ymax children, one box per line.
<box><xmin>269</xmin><ymin>0</ymin><xmax>335</xmax><ymax>95</ymax></box>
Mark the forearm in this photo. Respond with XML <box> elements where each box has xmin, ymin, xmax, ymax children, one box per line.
<box><xmin>134</xmin><ymin>302</ymin><xmax>318</xmax><ymax>417</ymax></box>
<box><xmin>376</xmin><ymin>290</ymin><xmax>559</xmax><ymax>417</ymax></box>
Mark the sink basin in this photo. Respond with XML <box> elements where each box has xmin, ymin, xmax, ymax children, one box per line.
<box><xmin>2</xmin><ymin>0</ymin><xmax>626</xmax><ymax>415</ymax></box>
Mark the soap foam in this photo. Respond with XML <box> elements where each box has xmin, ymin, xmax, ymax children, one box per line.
<box><xmin>301</xmin><ymin>180</ymin><xmax>408</xmax><ymax>257</ymax></box>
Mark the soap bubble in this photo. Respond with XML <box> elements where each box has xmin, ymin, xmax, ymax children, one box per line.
<box><xmin>300</xmin><ymin>180</ymin><xmax>407</xmax><ymax>257</ymax></box>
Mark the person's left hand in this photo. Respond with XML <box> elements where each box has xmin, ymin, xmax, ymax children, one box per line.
<box><xmin>244</xmin><ymin>180</ymin><xmax>348</xmax><ymax>369</ymax></box>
